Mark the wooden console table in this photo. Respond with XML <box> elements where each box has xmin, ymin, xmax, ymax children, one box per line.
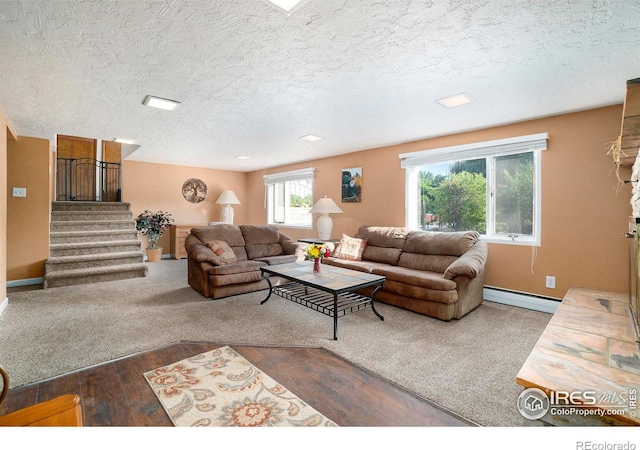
<box><xmin>170</xmin><ymin>224</ymin><xmax>204</xmax><ymax>259</ymax></box>
<box><xmin>516</xmin><ymin>286</ymin><xmax>640</xmax><ymax>426</ymax></box>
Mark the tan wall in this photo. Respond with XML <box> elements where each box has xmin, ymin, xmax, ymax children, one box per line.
<box><xmin>247</xmin><ymin>105</ymin><xmax>631</xmax><ymax>298</ymax></box>
<box><xmin>6</xmin><ymin>136</ymin><xmax>51</xmax><ymax>280</ymax></box>
<box><xmin>122</xmin><ymin>160</ymin><xmax>248</xmax><ymax>251</ymax></box>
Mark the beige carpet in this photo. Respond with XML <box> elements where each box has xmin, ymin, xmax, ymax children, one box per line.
<box><xmin>0</xmin><ymin>259</ymin><xmax>552</xmax><ymax>427</ymax></box>
<box><xmin>144</xmin><ymin>345</ymin><xmax>337</xmax><ymax>427</ymax></box>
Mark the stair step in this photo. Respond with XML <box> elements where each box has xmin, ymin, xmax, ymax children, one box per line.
<box><xmin>45</xmin><ymin>201</ymin><xmax>148</xmax><ymax>289</ymax></box>
<box><xmin>52</xmin><ymin>201</ymin><xmax>131</xmax><ymax>212</ymax></box>
<box><xmin>51</xmin><ymin>210</ymin><xmax>133</xmax><ymax>221</ymax></box>
<box><xmin>45</xmin><ymin>251</ymin><xmax>145</xmax><ymax>272</ymax></box>
<box><xmin>50</xmin><ymin>240</ymin><xmax>142</xmax><ymax>257</ymax></box>
<box><xmin>50</xmin><ymin>230</ymin><xmax>139</xmax><ymax>244</ymax></box>
<box><xmin>43</xmin><ymin>263</ymin><xmax>149</xmax><ymax>289</ymax></box>
<box><xmin>50</xmin><ymin>220</ymin><xmax>135</xmax><ymax>232</ymax></box>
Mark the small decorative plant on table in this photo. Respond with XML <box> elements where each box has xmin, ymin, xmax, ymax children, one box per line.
<box><xmin>135</xmin><ymin>210</ymin><xmax>174</xmax><ymax>262</ymax></box>
<box><xmin>305</xmin><ymin>243</ymin><xmax>330</xmax><ymax>274</ymax></box>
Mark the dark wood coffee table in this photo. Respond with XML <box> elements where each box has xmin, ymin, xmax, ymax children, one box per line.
<box><xmin>260</xmin><ymin>262</ymin><xmax>385</xmax><ymax>340</ymax></box>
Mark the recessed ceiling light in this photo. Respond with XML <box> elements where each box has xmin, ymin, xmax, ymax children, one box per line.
<box><xmin>113</xmin><ymin>138</ymin><xmax>136</xmax><ymax>144</ymax></box>
<box><xmin>300</xmin><ymin>134</ymin><xmax>323</xmax><ymax>141</ymax></box>
<box><xmin>143</xmin><ymin>95</ymin><xmax>181</xmax><ymax>111</ymax></box>
<box><xmin>264</xmin><ymin>0</ymin><xmax>308</xmax><ymax>14</ymax></box>
<box><xmin>114</xmin><ymin>138</ymin><xmax>136</xmax><ymax>145</ymax></box>
<box><xmin>235</xmin><ymin>155</ymin><xmax>251</xmax><ymax>159</ymax></box>
<box><xmin>436</xmin><ymin>93</ymin><xmax>475</xmax><ymax>109</ymax></box>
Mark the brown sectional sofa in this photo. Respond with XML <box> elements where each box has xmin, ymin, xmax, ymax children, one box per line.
<box><xmin>185</xmin><ymin>224</ymin><xmax>306</xmax><ymax>299</ymax></box>
<box><xmin>323</xmin><ymin>225</ymin><xmax>488</xmax><ymax>321</ymax></box>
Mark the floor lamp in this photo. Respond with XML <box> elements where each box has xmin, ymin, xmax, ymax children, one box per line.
<box><xmin>215</xmin><ymin>190</ymin><xmax>241</xmax><ymax>224</ymax></box>
<box><xmin>309</xmin><ymin>196</ymin><xmax>343</xmax><ymax>240</ymax></box>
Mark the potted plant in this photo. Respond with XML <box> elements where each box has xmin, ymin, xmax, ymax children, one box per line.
<box><xmin>135</xmin><ymin>210</ymin><xmax>174</xmax><ymax>262</ymax></box>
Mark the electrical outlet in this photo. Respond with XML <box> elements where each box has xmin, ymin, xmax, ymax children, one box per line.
<box><xmin>546</xmin><ymin>276</ymin><xmax>556</xmax><ymax>289</ymax></box>
<box><xmin>12</xmin><ymin>187</ymin><xmax>26</xmax><ymax>198</ymax></box>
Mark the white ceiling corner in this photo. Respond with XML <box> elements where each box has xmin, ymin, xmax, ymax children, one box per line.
<box><xmin>0</xmin><ymin>0</ymin><xmax>639</xmax><ymax>172</ymax></box>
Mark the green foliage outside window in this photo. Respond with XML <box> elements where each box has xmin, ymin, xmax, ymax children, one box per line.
<box><xmin>417</xmin><ymin>153</ymin><xmax>534</xmax><ymax>236</ymax></box>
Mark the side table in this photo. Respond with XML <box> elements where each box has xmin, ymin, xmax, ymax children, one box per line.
<box><xmin>298</xmin><ymin>238</ymin><xmax>341</xmax><ymax>254</ymax></box>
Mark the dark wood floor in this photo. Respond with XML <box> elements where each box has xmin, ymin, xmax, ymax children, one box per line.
<box><xmin>0</xmin><ymin>341</ymin><xmax>475</xmax><ymax>427</ymax></box>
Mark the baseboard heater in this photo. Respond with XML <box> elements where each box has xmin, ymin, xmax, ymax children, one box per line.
<box><xmin>483</xmin><ymin>286</ymin><xmax>561</xmax><ymax>314</ymax></box>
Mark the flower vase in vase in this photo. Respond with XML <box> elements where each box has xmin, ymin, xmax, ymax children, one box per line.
<box><xmin>313</xmin><ymin>258</ymin><xmax>322</xmax><ymax>274</ymax></box>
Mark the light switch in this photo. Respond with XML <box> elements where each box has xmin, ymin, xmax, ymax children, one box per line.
<box><xmin>12</xmin><ymin>187</ymin><xmax>26</xmax><ymax>197</ymax></box>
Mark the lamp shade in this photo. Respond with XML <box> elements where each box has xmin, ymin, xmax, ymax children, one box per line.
<box><xmin>309</xmin><ymin>196</ymin><xmax>343</xmax><ymax>214</ymax></box>
<box><xmin>215</xmin><ymin>190</ymin><xmax>241</xmax><ymax>205</ymax></box>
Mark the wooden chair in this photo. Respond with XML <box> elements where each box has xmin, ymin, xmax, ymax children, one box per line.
<box><xmin>0</xmin><ymin>365</ymin><xmax>83</xmax><ymax>426</ymax></box>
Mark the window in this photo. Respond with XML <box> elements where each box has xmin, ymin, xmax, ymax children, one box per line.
<box><xmin>264</xmin><ymin>168</ymin><xmax>314</xmax><ymax>228</ymax></box>
<box><xmin>400</xmin><ymin>133</ymin><xmax>547</xmax><ymax>245</ymax></box>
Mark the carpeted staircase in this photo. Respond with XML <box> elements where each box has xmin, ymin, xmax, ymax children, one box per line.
<box><xmin>43</xmin><ymin>201</ymin><xmax>148</xmax><ymax>288</ymax></box>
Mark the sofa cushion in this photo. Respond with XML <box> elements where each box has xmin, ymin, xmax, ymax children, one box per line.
<box><xmin>372</xmin><ymin>266</ymin><xmax>457</xmax><ymax>291</ymax></box>
<box><xmin>191</xmin><ymin>225</ymin><xmax>248</xmax><ymax>261</ymax></box>
<box><xmin>362</xmin><ymin>246</ymin><xmax>403</xmax><ymax>265</ymax></box>
<box><xmin>398</xmin><ymin>253</ymin><xmax>458</xmax><ymax>273</ymax></box>
<box><xmin>324</xmin><ymin>257</ymin><xmax>391</xmax><ymax>274</ymax></box>
<box><xmin>403</xmin><ymin>230</ymin><xmax>479</xmax><ymax>256</ymax></box>
<box><xmin>381</xmin><ymin>280</ymin><xmax>458</xmax><ymax>305</ymax></box>
<box><xmin>355</xmin><ymin>226</ymin><xmax>409</xmax><ymax>265</ymax></box>
<box><xmin>253</xmin><ymin>255</ymin><xmax>297</xmax><ymax>265</ymax></box>
<box><xmin>208</xmin><ymin>260</ymin><xmax>266</xmax><ymax>275</ymax></box>
<box><xmin>356</xmin><ymin>225</ymin><xmax>410</xmax><ymax>248</ymax></box>
<box><xmin>240</xmin><ymin>225</ymin><xmax>284</xmax><ymax>260</ymax></box>
<box><xmin>208</xmin><ymin>270</ymin><xmax>265</xmax><ymax>287</ymax></box>
<box><xmin>205</xmin><ymin>240</ymin><xmax>238</xmax><ymax>265</ymax></box>
<box><xmin>333</xmin><ymin>234</ymin><xmax>367</xmax><ymax>261</ymax></box>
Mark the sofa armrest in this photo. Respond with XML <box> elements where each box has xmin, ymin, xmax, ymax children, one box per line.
<box><xmin>278</xmin><ymin>233</ymin><xmax>307</xmax><ymax>261</ymax></box>
<box><xmin>185</xmin><ymin>234</ymin><xmax>221</xmax><ymax>264</ymax></box>
<box><xmin>443</xmin><ymin>241</ymin><xmax>488</xmax><ymax>280</ymax></box>
<box><xmin>188</xmin><ymin>259</ymin><xmax>216</xmax><ymax>298</ymax></box>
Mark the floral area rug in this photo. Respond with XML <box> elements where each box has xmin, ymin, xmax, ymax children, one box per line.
<box><xmin>144</xmin><ymin>345</ymin><xmax>338</xmax><ymax>427</ymax></box>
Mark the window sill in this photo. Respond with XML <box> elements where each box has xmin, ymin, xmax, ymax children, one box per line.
<box><xmin>268</xmin><ymin>224</ymin><xmax>313</xmax><ymax>230</ymax></box>
<box><xmin>481</xmin><ymin>236</ymin><xmax>540</xmax><ymax>247</ymax></box>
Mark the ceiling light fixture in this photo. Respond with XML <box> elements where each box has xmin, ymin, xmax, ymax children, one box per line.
<box><xmin>436</xmin><ymin>93</ymin><xmax>475</xmax><ymax>109</ymax></box>
<box><xmin>143</xmin><ymin>95</ymin><xmax>181</xmax><ymax>111</ymax></box>
<box><xmin>264</xmin><ymin>0</ymin><xmax>308</xmax><ymax>14</ymax></box>
<box><xmin>300</xmin><ymin>134</ymin><xmax>323</xmax><ymax>141</ymax></box>
<box><xmin>235</xmin><ymin>155</ymin><xmax>251</xmax><ymax>159</ymax></box>
<box><xmin>114</xmin><ymin>138</ymin><xmax>136</xmax><ymax>145</ymax></box>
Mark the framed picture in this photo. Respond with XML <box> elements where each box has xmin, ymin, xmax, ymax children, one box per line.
<box><xmin>341</xmin><ymin>167</ymin><xmax>362</xmax><ymax>203</ymax></box>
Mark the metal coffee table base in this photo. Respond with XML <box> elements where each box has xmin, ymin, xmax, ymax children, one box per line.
<box><xmin>261</xmin><ymin>277</ymin><xmax>384</xmax><ymax>340</ymax></box>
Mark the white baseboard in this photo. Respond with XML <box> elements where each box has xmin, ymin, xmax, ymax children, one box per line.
<box><xmin>7</xmin><ymin>277</ymin><xmax>44</xmax><ymax>287</ymax></box>
<box><xmin>0</xmin><ymin>297</ymin><xmax>7</xmax><ymax>317</ymax></box>
<box><xmin>484</xmin><ymin>286</ymin><xmax>560</xmax><ymax>314</ymax></box>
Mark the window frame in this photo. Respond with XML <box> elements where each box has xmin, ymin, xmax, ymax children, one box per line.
<box><xmin>400</xmin><ymin>133</ymin><xmax>547</xmax><ymax>246</ymax></box>
<box><xmin>263</xmin><ymin>167</ymin><xmax>315</xmax><ymax>229</ymax></box>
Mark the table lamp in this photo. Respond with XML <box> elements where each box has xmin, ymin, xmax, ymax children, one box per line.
<box><xmin>215</xmin><ymin>190</ymin><xmax>241</xmax><ymax>224</ymax></box>
<box><xmin>309</xmin><ymin>196</ymin><xmax>343</xmax><ymax>240</ymax></box>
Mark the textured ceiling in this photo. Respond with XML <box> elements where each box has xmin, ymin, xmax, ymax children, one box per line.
<box><xmin>1</xmin><ymin>0</ymin><xmax>640</xmax><ymax>171</ymax></box>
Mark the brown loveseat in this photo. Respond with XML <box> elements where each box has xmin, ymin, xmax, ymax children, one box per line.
<box><xmin>185</xmin><ymin>224</ymin><xmax>306</xmax><ymax>299</ymax></box>
<box><xmin>323</xmin><ymin>226</ymin><xmax>488</xmax><ymax>321</ymax></box>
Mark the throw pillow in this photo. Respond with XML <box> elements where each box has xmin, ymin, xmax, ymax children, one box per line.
<box><xmin>205</xmin><ymin>240</ymin><xmax>238</xmax><ymax>265</ymax></box>
<box><xmin>333</xmin><ymin>234</ymin><xmax>367</xmax><ymax>261</ymax></box>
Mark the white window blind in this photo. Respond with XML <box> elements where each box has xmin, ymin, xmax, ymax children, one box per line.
<box><xmin>263</xmin><ymin>167</ymin><xmax>315</xmax><ymax>185</ymax></box>
<box><xmin>399</xmin><ymin>133</ymin><xmax>548</xmax><ymax>168</ymax></box>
